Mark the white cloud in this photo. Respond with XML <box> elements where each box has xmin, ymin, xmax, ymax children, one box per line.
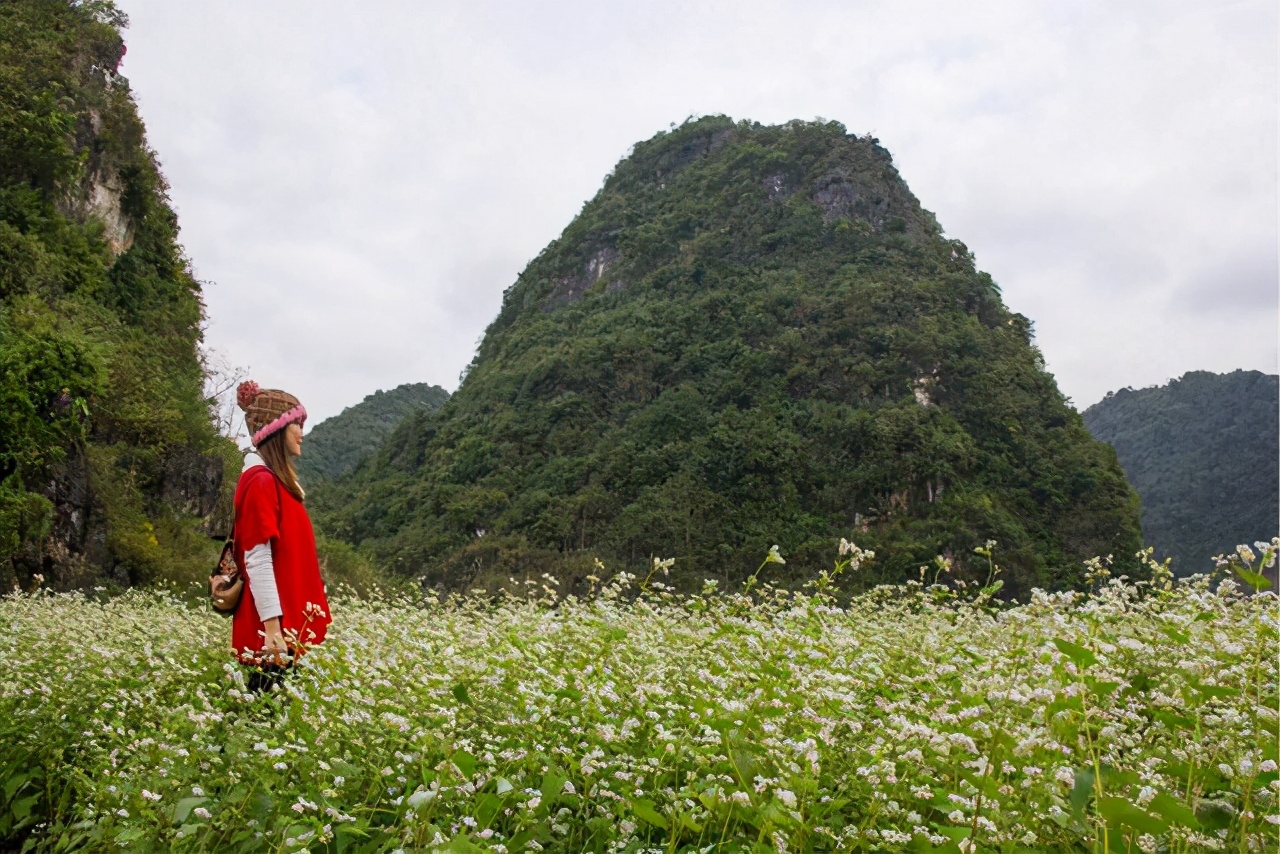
<box><xmin>117</xmin><ymin>0</ymin><xmax>1277</xmax><ymax>421</ymax></box>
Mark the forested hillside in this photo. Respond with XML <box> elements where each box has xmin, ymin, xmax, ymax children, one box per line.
<box><xmin>296</xmin><ymin>382</ymin><xmax>448</xmax><ymax>484</ymax></box>
<box><xmin>315</xmin><ymin>117</ymin><xmax>1142</xmax><ymax>595</ymax></box>
<box><xmin>0</xmin><ymin>2</ymin><xmax>235</xmax><ymax>591</ymax></box>
<box><xmin>1083</xmin><ymin>370</ymin><xmax>1279</xmax><ymax>574</ymax></box>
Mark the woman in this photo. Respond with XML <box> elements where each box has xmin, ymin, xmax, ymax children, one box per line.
<box><xmin>232</xmin><ymin>380</ymin><xmax>331</xmax><ymax>689</ymax></box>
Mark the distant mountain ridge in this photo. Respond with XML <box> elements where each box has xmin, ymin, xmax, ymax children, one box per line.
<box><xmin>1082</xmin><ymin>370</ymin><xmax>1279</xmax><ymax>574</ymax></box>
<box><xmin>297</xmin><ymin>383</ymin><xmax>448</xmax><ymax>483</ymax></box>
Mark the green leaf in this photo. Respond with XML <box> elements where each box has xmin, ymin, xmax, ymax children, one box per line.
<box><xmin>1105</xmin><ymin>829</ymin><xmax>1128</xmax><ymax>854</ymax></box>
<box><xmin>3</xmin><ymin>773</ymin><xmax>29</xmax><ymax>802</ymax></box>
<box><xmin>438</xmin><ymin>834</ymin><xmax>485</xmax><ymax>853</ymax></box>
<box><xmin>1236</xmin><ymin>569</ymin><xmax>1272</xmax><ymax>591</ymax></box>
<box><xmin>1069</xmin><ymin>768</ymin><xmax>1094</xmax><ymax>816</ymax></box>
<box><xmin>334</xmin><ymin>822</ymin><xmax>370</xmax><ymax>854</ymax></box>
<box><xmin>10</xmin><ymin>793</ymin><xmax>38</xmax><ymax>823</ymax></box>
<box><xmin>907</xmin><ymin>831</ymin><xmax>936</xmax><ymax>852</ymax></box>
<box><xmin>171</xmin><ymin>796</ymin><xmax>207</xmax><ymax>823</ymax></box>
<box><xmin>451</xmin><ymin>683</ymin><xmax>472</xmax><ymax>705</ymax></box>
<box><xmin>956</xmin><ymin>768</ymin><xmax>1003</xmax><ymax>800</ymax></box>
<box><xmin>1053</xmin><ymin>638</ymin><xmax>1098</xmax><ymax>669</ymax></box>
<box><xmin>451</xmin><ymin>749</ymin><xmax>477</xmax><ymax>778</ymax></box>
<box><xmin>726</xmin><ymin>735</ymin><xmax>766</xmax><ymax>787</ymax></box>
<box><xmin>1095</xmin><ymin>796</ymin><xmax>1168</xmax><ymax>834</ymax></box>
<box><xmin>1193</xmin><ymin>798</ymin><xmax>1236</xmax><ymax>831</ymax></box>
<box><xmin>504</xmin><ymin>827</ymin><xmax>540</xmax><ymax>852</ymax></box>
<box><xmin>540</xmin><ymin>771</ymin><xmax>566</xmax><ymax>803</ymax></box>
<box><xmin>284</xmin><ymin>823</ymin><xmax>312</xmax><ymax>840</ymax></box>
<box><xmin>249</xmin><ymin>791</ymin><xmax>274</xmax><ymax>821</ymax></box>
<box><xmin>631</xmin><ymin>798</ymin><xmax>668</xmax><ymax>829</ymax></box>
<box><xmin>1049</xmin><ymin>695</ymin><xmax>1083</xmax><ymax>716</ymax></box>
<box><xmin>1086</xmin><ymin>677</ymin><xmax>1120</xmax><ymax>698</ymax></box>
<box><xmin>330</xmin><ymin>760</ymin><xmax>360</xmax><ymax>778</ymax></box>
<box><xmin>1146</xmin><ymin>792</ymin><xmax>1200</xmax><ymax>829</ymax></box>
<box><xmin>1152</xmin><ymin>709</ymin><xmax>1192</xmax><ymax>730</ymax></box>
<box><xmin>474</xmin><ymin>793</ymin><xmax>502</xmax><ymax>827</ymax></box>
<box><xmin>1191</xmin><ymin>681</ymin><xmax>1239</xmax><ymax>700</ymax></box>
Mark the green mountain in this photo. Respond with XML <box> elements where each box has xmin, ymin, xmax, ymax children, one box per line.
<box><xmin>315</xmin><ymin>116</ymin><xmax>1142</xmax><ymax>595</ymax></box>
<box><xmin>1082</xmin><ymin>370</ymin><xmax>1279</xmax><ymax>575</ymax></box>
<box><xmin>297</xmin><ymin>383</ymin><xmax>449</xmax><ymax>484</ymax></box>
<box><xmin>0</xmin><ymin>2</ymin><xmax>236</xmax><ymax>591</ymax></box>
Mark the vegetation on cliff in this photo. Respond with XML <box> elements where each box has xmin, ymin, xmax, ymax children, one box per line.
<box><xmin>315</xmin><ymin>117</ymin><xmax>1143</xmax><ymax>595</ymax></box>
<box><xmin>296</xmin><ymin>383</ymin><xmax>449</xmax><ymax>485</ymax></box>
<box><xmin>0</xmin><ymin>1</ymin><xmax>236</xmax><ymax>591</ymax></box>
<box><xmin>1083</xmin><ymin>370</ymin><xmax>1279</xmax><ymax>575</ymax></box>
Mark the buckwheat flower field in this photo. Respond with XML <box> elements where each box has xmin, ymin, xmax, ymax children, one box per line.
<box><xmin>1</xmin><ymin>545</ymin><xmax>1276</xmax><ymax>853</ymax></box>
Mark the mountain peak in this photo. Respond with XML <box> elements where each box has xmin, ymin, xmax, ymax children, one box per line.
<box><xmin>316</xmin><ymin>118</ymin><xmax>1141</xmax><ymax>595</ymax></box>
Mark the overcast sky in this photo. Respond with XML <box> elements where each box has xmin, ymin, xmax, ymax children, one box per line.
<box><xmin>116</xmin><ymin>0</ymin><xmax>1278</xmax><ymax>426</ymax></box>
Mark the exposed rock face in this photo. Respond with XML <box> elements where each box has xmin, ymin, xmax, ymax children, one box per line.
<box><xmin>42</xmin><ymin>452</ymin><xmax>109</xmax><ymax>587</ymax></box>
<box><xmin>84</xmin><ymin>171</ymin><xmax>133</xmax><ymax>254</ymax></box>
<box><xmin>653</xmin><ymin>126</ymin><xmax>734</xmax><ymax>178</ymax></box>
<box><xmin>54</xmin><ymin>108</ymin><xmax>137</xmax><ymax>256</ymax></box>
<box><xmin>814</xmin><ymin>173</ymin><xmax>896</xmax><ymax>229</ymax></box>
<box><xmin>545</xmin><ymin>245</ymin><xmax>623</xmax><ymax>308</ymax></box>
<box><xmin>45</xmin><ymin>453</ymin><xmax>92</xmax><ymax>556</ymax></box>
<box><xmin>160</xmin><ymin>447</ymin><xmax>226</xmax><ymax>517</ymax></box>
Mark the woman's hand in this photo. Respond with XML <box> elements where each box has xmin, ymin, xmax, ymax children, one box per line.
<box><xmin>262</xmin><ymin>617</ymin><xmax>290</xmax><ymax>664</ymax></box>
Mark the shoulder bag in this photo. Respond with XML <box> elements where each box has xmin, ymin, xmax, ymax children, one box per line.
<box><xmin>210</xmin><ymin>523</ymin><xmax>243</xmax><ymax>614</ymax></box>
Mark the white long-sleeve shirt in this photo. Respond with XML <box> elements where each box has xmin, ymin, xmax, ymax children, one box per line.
<box><xmin>241</xmin><ymin>452</ymin><xmax>282</xmax><ymax>622</ymax></box>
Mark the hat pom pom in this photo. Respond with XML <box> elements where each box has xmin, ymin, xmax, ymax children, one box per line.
<box><xmin>236</xmin><ymin>380</ymin><xmax>261</xmax><ymax>411</ymax></box>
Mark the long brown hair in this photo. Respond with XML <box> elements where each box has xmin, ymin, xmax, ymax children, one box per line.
<box><xmin>258</xmin><ymin>430</ymin><xmax>305</xmax><ymax>501</ymax></box>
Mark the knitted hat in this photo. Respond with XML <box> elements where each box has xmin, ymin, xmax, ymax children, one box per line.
<box><xmin>237</xmin><ymin>380</ymin><xmax>307</xmax><ymax>447</ymax></box>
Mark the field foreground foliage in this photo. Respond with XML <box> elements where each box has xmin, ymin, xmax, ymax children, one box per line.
<box><xmin>1</xmin><ymin>547</ymin><xmax>1277</xmax><ymax>853</ymax></box>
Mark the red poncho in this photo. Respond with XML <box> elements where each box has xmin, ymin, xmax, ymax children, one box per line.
<box><xmin>231</xmin><ymin>464</ymin><xmax>331</xmax><ymax>661</ymax></box>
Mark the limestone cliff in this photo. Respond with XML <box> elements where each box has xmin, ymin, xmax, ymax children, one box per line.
<box><xmin>0</xmin><ymin>2</ymin><xmax>236</xmax><ymax>590</ymax></box>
